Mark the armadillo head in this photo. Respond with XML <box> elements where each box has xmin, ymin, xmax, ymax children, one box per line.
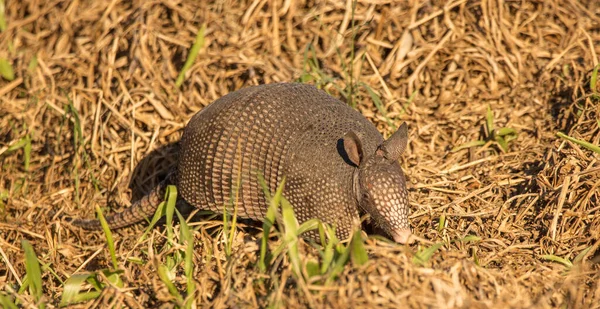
<box><xmin>343</xmin><ymin>123</ymin><xmax>412</xmax><ymax>244</ymax></box>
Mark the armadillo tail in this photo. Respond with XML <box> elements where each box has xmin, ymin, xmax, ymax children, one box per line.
<box><xmin>70</xmin><ymin>176</ymin><xmax>171</xmax><ymax>230</ymax></box>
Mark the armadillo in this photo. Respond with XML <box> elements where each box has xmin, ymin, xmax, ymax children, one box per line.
<box><xmin>71</xmin><ymin>83</ymin><xmax>412</xmax><ymax>243</ymax></box>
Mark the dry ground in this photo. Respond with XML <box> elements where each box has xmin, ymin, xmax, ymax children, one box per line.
<box><xmin>1</xmin><ymin>0</ymin><xmax>600</xmax><ymax>308</ymax></box>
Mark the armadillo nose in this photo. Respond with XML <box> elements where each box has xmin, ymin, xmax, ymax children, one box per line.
<box><xmin>391</xmin><ymin>229</ymin><xmax>413</xmax><ymax>244</ymax></box>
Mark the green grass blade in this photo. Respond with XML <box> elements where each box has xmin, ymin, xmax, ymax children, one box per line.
<box><xmin>318</xmin><ymin>222</ymin><xmax>326</xmax><ymax>246</ymax></box>
<box><xmin>21</xmin><ymin>240</ymin><xmax>45</xmax><ymax>309</ymax></box>
<box><xmin>5</xmin><ymin>134</ymin><xmax>31</xmax><ymax>171</ymax></box>
<box><xmin>591</xmin><ymin>64</ymin><xmax>599</xmax><ymax>93</ymax></box>
<box><xmin>65</xmin><ymin>96</ymin><xmax>99</xmax><ymax>194</ymax></box>
<box><xmin>257</xmin><ymin>175</ymin><xmax>285</xmax><ymax>272</ymax></box>
<box><xmin>407</xmin><ymin>89</ymin><xmax>417</xmax><ymax>105</ymax></box>
<box><xmin>85</xmin><ymin>273</ymin><xmax>105</xmax><ymax>291</ymax></box>
<box><xmin>222</xmin><ymin>199</ymin><xmax>230</xmax><ymax>256</ymax></box>
<box><xmin>280</xmin><ymin>197</ymin><xmax>302</xmax><ymax>278</ymax></box>
<box><xmin>320</xmin><ymin>225</ymin><xmax>338</xmax><ymax>274</ymax></box>
<box><xmin>60</xmin><ymin>273</ymin><xmax>101</xmax><ymax>307</ymax></box>
<box><xmin>540</xmin><ymin>254</ymin><xmax>573</xmax><ymax>269</ymax></box>
<box><xmin>127</xmin><ymin>257</ymin><xmax>144</xmax><ymax>265</ymax></box>
<box><xmin>0</xmin><ymin>293</ymin><xmax>18</xmax><ymax>309</ymax></box>
<box><xmin>437</xmin><ymin>214</ymin><xmax>446</xmax><ymax>233</ymax></box>
<box><xmin>176</xmin><ymin>24</ymin><xmax>206</xmax><ymax>88</ymax></box>
<box><xmin>298</xmin><ymin>73</ymin><xmax>314</xmax><ymax>83</ymax></box>
<box><xmin>298</xmin><ymin>44</ymin><xmax>316</xmax><ymax>83</ymax></box>
<box><xmin>297</xmin><ymin>218</ymin><xmax>320</xmax><ymax>235</ymax></box>
<box><xmin>308</xmin><ymin>43</ymin><xmax>320</xmax><ymax>71</ymax></box>
<box><xmin>348</xmin><ymin>0</ymin><xmax>357</xmax><ymax>100</ymax></box>
<box><xmin>0</xmin><ymin>0</ymin><xmax>6</xmax><ymax>32</ymax></box>
<box><xmin>157</xmin><ymin>264</ymin><xmax>184</xmax><ymax>304</ymax></box>
<box><xmin>102</xmin><ymin>269</ymin><xmax>123</xmax><ymax>287</ymax></box>
<box><xmin>6</xmin><ymin>136</ymin><xmax>29</xmax><ymax>153</ymax></box>
<box><xmin>573</xmin><ymin>246</ymin><xmax>593</xmax><ymax>264</ymax></box>
<box><xmin>471</xmin><ymin>247</ymin><xmax>480</xmax><ymax>266</ymax></box>
<box><xmin>65</xmin><ymin>103</ymin><xmax>83</xmax><ymax>146</ymax></box>
<box><xmin>0</xmin><ymin>190</ymin><xmax>7</xmax><ymax>213</ymax></box>
<box><xmin>350</xmin><ymin>230</ymin><xmax>368</xmax><ymax>266</ymax></box>
<box><xmin>496</xmin><ymin>127</ymin><xmax>517</xmax><ymax>136</ymax></box>
<box><xmin>270</xmin><ymin>241</ymin><xmax>287</xmax><ymax>260</ymax></box>
<box><xmin>28</xmin><ymin>56</ymin><xmax>38</xmax><ymax>72</ymax></box>
<box><xmin>360</xmin><ymin>82</ymin><xmax>395</xmax><ymax>130</ymax></box>
<box><xmin>138</xmin><ymin>200</ymin><xmax>166</xmax><ymax>243</ymax></box>
<box><xmin>495</xmin><ymin>136</ymin><xmax>509</xmax><ymax>152</ymax></box>
<box><xmin>61</xmin><ymin>290</ymin><xmax>101</xmax><ymax>307</ymax></box>
<box><xmin>556</xmin><ymin>132</ymin><xmax>600</xmax><ymax>154</ymax></box>
<box><xmin>95</xmin><ymin>206</ymin><xmax>118</xmax><ymax>270</ymax></box>
<box><xmin>164</xmin><ymin>185</ymin><xmax>178</xmax><ymax>247</ymax></box>
<box><xmin>0</xmin><ymin>57</ymin><xmax>14</xmax><ymax>81</ymax></box>
<box><xmin>18</xmin><ymin>274</ymin><xmax>29</xmax><ymax>293</ymax></box>
<box><xmin>65</xmin><ymin>101</ymin><xmax>84</xmax><ymax>206</ymax></box>
<box><xmin>38</xmin><ymin>260</ymin><xmax>64</xmax><ymax>285</ymax></box>
<box><xmin>65</xmin><ymin>101</ymin><xmax>84</xmax><ymax>159</ymax></box>
<box><xmin>486</xmin><ymin>105</ymin><xmax>494</xmax><ymax>134</ymax></box>
<box><xmin>412</xmin><ymin>243</ymin><xmax>443</xmax><ymax>266</ymax></box>
<box><xmin>227</xmin><ymin>148</ymin><xmax>243</xmax><ymax>257</ymax></box>
<box><xmin>458</xmin><ymin>235</ymin><xmax>482</xmax><ymax>242</ymax></box>
<box><xmin>326</xmin><ymin>237</ymin><xmax>351</xmax><ymax>283</ymax></box>
<box><xmin>451</xmin><ymin>140</ymin><xmax>486</xmax><ymax>152</ymax></box>
<box><xmin>398</xmin><ymin>90</ymin><xmax>417</xmax><ymax>116</ymax></box>
<box><xmin>176</xmin><ymin>210</ymin><xmax>196</xmax><ymax>308</ymax></box>
<box><xmin>505</xmin><ymin>134</ymin><xmax>518</xmax><ymax>143</ymax></box>
<box><xmin>164</xmin><ymin>187</ymin><xmax>179</xmax><ymax>272</ymax></box>
<box><xmin>23</xmin><ymin>134</ymin><xmax>31</xmax><ymax>171</ymax></box>
<box><xmin>281</xmin><ymin>196</ymin><xmax>299</xmax><ymax>236</ymax></box>
<box><xmin>305</xmin><ymin>260</ymin><xmax>320</xmax><ymax>278</ymax></box>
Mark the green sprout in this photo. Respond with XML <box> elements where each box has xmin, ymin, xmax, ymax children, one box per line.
<box><xmin>452</xmin><ymin>105</ymin><xmax>518</xmax><ymax>153</ymax></box>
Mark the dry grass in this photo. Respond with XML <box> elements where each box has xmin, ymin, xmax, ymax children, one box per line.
<box><xmin>1</xmin><ymin>0</ymin><xmax>600</xmax><ymax>308</ymax></box>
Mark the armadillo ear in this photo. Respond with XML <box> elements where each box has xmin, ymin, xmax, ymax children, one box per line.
<box><xmin>379</xmin><ymin>122</ymin><xmax>408</xmax><ymax>161</ymax></box>
<box><xmin>343</xmin><ymin>130</ymin><xmax>363</xmax><ymax>166</ymax></box>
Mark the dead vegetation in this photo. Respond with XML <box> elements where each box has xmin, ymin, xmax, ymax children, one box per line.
<box><xmin>1</xmin><ymin>0</ymin><xmax>599</xmax><ymax>308</ymax></box>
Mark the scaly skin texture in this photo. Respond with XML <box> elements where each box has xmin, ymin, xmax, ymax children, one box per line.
<box><xmin>71</xmin><ymin>83</ymin><xmax>412</xmax><ymax>243</ymax></box>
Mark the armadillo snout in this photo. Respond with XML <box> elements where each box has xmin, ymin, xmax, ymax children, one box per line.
<box><xmin>358</xmin><ymin>158</ymin><xmax>411</xmax><ymax>243</ymax></box>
